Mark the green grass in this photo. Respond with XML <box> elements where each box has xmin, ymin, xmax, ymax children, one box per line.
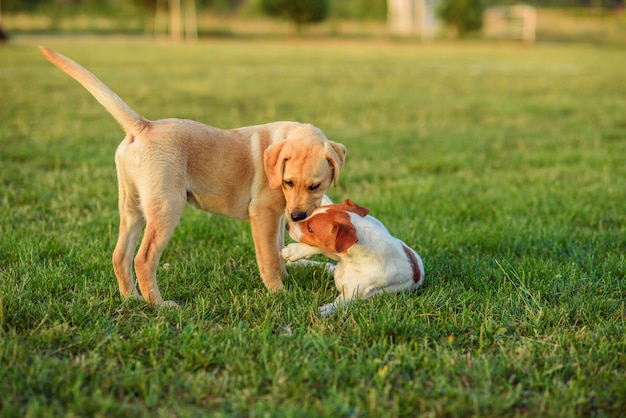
<box><xmin>1</xmin><ymin>38</ymin><xmax>625</xmax><ymax>417</ymax></box>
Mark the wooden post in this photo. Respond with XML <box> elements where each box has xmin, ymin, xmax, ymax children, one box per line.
<box><xmin>388</xmin><ymin>0</ymin><xmax>414</xmax><ymax>36</ymax></box>
<box><xmin>184</xmin><ymin>0</ymin><xmax>198</xmax><ymax>41</ymax></box>
<box><xmin>388</xmin><ymin>0</ymin><xmax>438</xmax><ymax>40</ymax></box>
<box><xmin>520</xmin><ymin>6</ymin><xmax>536</xmax><ymax>44</ymax></box>
<box><xmin>169</xmin><ymin>0</ymin><xmax>182</xmax><ymax>41</ymax></box>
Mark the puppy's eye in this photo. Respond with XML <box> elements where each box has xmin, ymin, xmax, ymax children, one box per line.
<box><xmin>308</xmin><ymin>183</ymin><xmax>320</xmax><ymax>191</ymax></box>
<box><xmin>283</xmin><ymin>180</ymin><xmax>294</xmax><ymax>188</ymax></box>
<box><xmin>307</xmin><ymin>226</ymin><xmax>313</xmax><ymax>233</ymax></box>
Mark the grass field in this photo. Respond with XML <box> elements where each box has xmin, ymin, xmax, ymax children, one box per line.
<box><xmin>1</xmin><ymin>38</ymin><xmax>625</xmax><ymax>417</ymax></box>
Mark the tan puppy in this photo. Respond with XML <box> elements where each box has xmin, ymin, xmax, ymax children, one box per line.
<box><xmin>40</xmin><ymin>47</ymin><xmax>346</xmax><ymax>307</ymax></box>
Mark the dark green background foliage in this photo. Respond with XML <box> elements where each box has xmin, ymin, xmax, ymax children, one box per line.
<box><xmin>438</xmin><ymin>0</ymin><xmax>486</xmax><ymax>35</ymax></box>
<box><xmin>261</xmin><ymin>0</ymin><xmax>329</xmax><ymax>24</ymax></box>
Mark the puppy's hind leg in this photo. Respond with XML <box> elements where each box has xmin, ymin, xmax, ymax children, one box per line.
<box><xmin>133</xmin><ymin>194</ymin><xmax>186</xmax><ymax>307</ymax></box>
<box><xmin>112</xmin><ymin>179</ymin><xmax>145</xmax><ymax>302</ymax></box>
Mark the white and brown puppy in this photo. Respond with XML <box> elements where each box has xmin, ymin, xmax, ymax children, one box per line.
<box><xmin>40</xmin><ymin>47</ymin><xmax>346</xmax><ymax>307</ymax></box>
<box><xmin>281</xmin><ymin>199</ymin><xmax>424</xmax><ymax>316</ymax></box>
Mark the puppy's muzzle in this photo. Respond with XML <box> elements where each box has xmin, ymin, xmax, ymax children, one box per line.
<box><xmin>290</xmin><ymin>211</ymin><xmax>308</xmax><ymax>222</ymax></box>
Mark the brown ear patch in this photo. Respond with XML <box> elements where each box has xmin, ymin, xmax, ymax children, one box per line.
<box><xmin>332</xmin><ymin>220</ymin><xmax>358</xmax><ymax>253</ymax></box>
<box><xmin>335</xmin><ymin>199</ymin><xmax>369</xmax><ymax>217</ymax></box>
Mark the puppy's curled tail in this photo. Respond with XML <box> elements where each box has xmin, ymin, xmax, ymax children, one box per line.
<box><xmin>39</xmin><ymin>46</ymin><xmax>149</xmax><ymax>136</ymax></box>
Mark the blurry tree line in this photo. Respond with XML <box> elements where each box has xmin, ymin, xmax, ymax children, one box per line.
<box><xmin>2</xmin><ymin>0</ymin><xmax>619</xmax><ymax>16</ymax></box>
<box><xmin>1</xmin><ymin>0</ymin><xmax>621</xmax><ymax>39</ymax></box>
<box><xmin>2</xmin><ymin>0</ymin><xmax>384</xmax><ymax>19</ymax></box>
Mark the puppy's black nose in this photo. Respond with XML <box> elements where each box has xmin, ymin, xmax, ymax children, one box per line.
<box><xmin>290</xmin><ymin>211</ymin><xmax>307</xmax><ymax>222</ymax></box>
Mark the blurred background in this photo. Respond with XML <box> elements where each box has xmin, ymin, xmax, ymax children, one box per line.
<box><xmin>0</xmin><ymin>0</ymin><xmax>624</xmax><ymax>45</ymax></box>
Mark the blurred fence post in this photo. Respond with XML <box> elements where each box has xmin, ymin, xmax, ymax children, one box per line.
<box><xmin>483</xmin><ymin>5</ymin><xmax>536</xmax><ymax>43</ymax></box>
<box><xmin>169</xmin><ymin>0</ymin><xmax>182</xmax><ymax>41</ymax></box>
<box><xmin>167</xmin><ymin>0</ymin><xmax>197</xmax><ymax>42</ymax></box>
<box><xmin>184</xmin><ymin>0</ymin><xmax>198</xmax><ymax>41</ymax></box>
<box><xmin>388</xmin><ymin>0</ymin><xmax>439</xmax><ymax>40</ymax></box>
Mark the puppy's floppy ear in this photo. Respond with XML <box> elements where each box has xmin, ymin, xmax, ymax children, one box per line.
<box><xmin>332</xmin><ymin>220</ymin><xmax>358</xmax><ymax>254</ymax></box>
<box><xmin>264</xmin><ymin>141</ymin><xmax>292</xmax><ymax>190</ymax></box>
<box><xmin>342</xmin><ymin>199</ymin><xmax>369</xmax><ymax>217</ymax></box>
<box><xmin>325</xmin><ymin>141</ymin><xmax>347</xmax><ymax>187</ymax></box>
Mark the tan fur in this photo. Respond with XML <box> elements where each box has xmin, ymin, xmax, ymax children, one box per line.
<box><xmin>40</xmin><ymin>47</ymin><xmax>347</xmax><ymax>306</ymax></box>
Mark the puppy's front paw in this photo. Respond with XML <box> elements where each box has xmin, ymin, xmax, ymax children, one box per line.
<box><xmin>280</xmin><ymin>243</ymin><xmax>311</xmax><ymax>262</ymax></box>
